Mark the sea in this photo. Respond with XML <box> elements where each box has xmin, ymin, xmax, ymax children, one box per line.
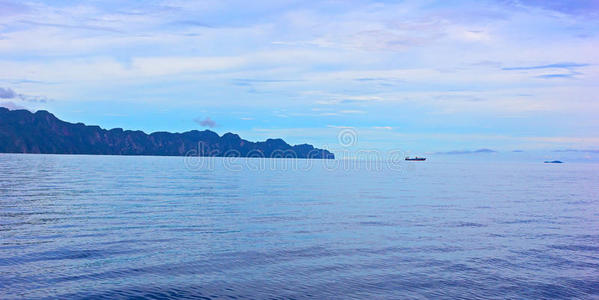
<box><xmin>1</xmin><ymin>153</ymin><xmax>598</xmax><ymax>299</ymax></box>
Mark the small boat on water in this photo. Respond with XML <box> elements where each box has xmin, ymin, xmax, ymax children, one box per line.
<box><xmin>544</xmin><ymin>160</ymin><xmax>563</xmax><ymax>163</ymax></box>
<box><xmin>405</xmin><ymin>157</ymin><xmax>426</xmax><ymax>161</ymax></box>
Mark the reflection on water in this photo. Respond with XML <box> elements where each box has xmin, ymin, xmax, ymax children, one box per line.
<box><xmin>1</xmin><ymin>154</ymin><xmax>598</xmax><ymax>299</ymax></box>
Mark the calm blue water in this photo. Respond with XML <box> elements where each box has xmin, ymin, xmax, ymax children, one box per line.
<box><xmin>1</xmin><ymin>154</ymin><xmax>598</xmax><ymax>299</ymax></box>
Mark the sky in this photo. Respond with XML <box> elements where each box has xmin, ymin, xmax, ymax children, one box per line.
<box><xmin>1</xmin><ymin>0</ymin><xmax>598</xmax><ymax>159</ymax></box>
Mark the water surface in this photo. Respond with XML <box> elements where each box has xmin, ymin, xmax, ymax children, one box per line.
<box><xmin>1</xmin><ymin>154</ymin><xmax>598</xmax><ymax>299</ymax></box>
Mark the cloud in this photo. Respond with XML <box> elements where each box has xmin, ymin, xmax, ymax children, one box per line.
<box><xmin>0</xmin><ymin>1</ymin><xmax>30</xmax><ymax>16</ymax></box>
<box><xmin>164</xmin><ymin>20</ymin><xmax>214</xmax><ymax>29</ymax></box>
<box><xmin>513</xmin><ymin>0</ymin><xmax>599</xmax><ymax>17</ymax></box>
<box><xmin>0</xmin><ymin>101</ymin><xmax>27</xmax><ymax>110</ymax></box>
<box><xmin>194</xmin><ymin>116</ymin><xmax>216</xmax><ymax>128</ymax></box>
<box><xmin>19</xmin><ymin>95</ymin><xmax>48</xmax><ymax>103</ymax></box>
<box><xmin>19</xmin><ymin>20</ymin><xmax>123</xmax><ymax>34</ymax></box>
<box><xmin>232</xmin><ymin>78</ymin><xmax>301</xmax><ymax>84</ymax></box>
<box><xmin>0</xmin><ymin>87</ymin><xmax>17</xmax><ymax>98</ymax></box>
<box><xmin>502</xmin><ymin>63</ymin><xmax>589</xmax><ymax>71</ymax></box>
<box><xmin>338</xmin><ymin>110</ymin><xmax>365</xmax><ymax>114</ymax></box>
<box><xmin>372</xmin><ymin>126</ymin><xmax>393</xmax><ymax>130</ymax></box>
<box><xmin>435</xmin><ymin>148</ymin><xmax>497</xmax><ymax>155</ymax></box>
<box><xmin>0</xmin><ymin>0</ymin><xmax>597</xmax><ymax>154</ymax></box>
<box><xmin>501</xmin><ymin>62</ymin><xmax>586</xmax><ymax>80</ymax></box>
<box><xmin>0</xmin><ymin>87</ymin><xmax>47</xmax><ymax>102</ymax></box>
<box><xmin>535</xmin><ymin>74</ymin><xmax>574</xmax><ymax>79</ymax></box>
<box><xmin>434</xmin><ymin>94</ymin><xmax>484</xmax><ymax>102</ymax></box>
<box><xmin>554</xmin><ymin>149</ymin><xmax>599</xmax><ymax>153</ymax></box>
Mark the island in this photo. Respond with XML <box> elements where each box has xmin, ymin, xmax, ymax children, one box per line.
<box><xmin>0</xmin><ymin>107</ymin><xmax>334</xmax><ymax>159</ymax></box>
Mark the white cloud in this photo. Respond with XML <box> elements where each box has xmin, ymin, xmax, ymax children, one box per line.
<box><xmin>0</xmin><ymin>0</ymin><xmax>597</xmax><ymax>151</ymax></box>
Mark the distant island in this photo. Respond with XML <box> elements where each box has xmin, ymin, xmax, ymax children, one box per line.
<box><xmin>0</xmin><ymin>108</ymin><xmax>334</xmax><ymax>159</ymax></box>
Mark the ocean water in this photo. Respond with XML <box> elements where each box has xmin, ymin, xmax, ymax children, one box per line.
<box><xmin>1</xmin><ymin>154</ymin><xmax>598</xmax><ymax>299</ymax></box>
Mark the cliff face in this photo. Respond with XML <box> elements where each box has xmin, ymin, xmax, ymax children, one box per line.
<box><xmin>0</xmin><ymin>108</ymin><xmax>334</xmax><ymax>159</ymax></box>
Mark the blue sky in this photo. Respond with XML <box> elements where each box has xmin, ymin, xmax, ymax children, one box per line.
<box><xmin>1</xmin><ymin>0</ymin><xmax>598</xmax><ymax>157</ymax></box>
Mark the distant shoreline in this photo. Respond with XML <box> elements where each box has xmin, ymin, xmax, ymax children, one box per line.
<box><xmin>0</xmin><ymin>108</ymin><xmax>334</xmax><ymax>159</ymax></box>
<box><xmin>0</xmin><ymin>151</ymin><xmax>335</xmax><ymax>160</ymax></box>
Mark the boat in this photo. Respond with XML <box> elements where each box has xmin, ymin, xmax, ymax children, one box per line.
<box><xmin>544</xmin><ymin>160</ymin><xmax>563</xmax><ymax>163</ymax></box>
<box><xmin>405</xmin><ymin>157</ymin><xmax>426</xmax><ymax>161</ymax></box>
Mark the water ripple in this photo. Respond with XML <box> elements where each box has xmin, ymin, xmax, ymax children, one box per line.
<box><xmin>1</xmin><ymin>154</ymin><xmax>598</xmax><ymax>299</ymax></box>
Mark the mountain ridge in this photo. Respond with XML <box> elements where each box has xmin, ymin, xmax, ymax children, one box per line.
<box><xmin>0</xmin><ymin>107</ymin><xmax>334</xmax><ymax>159</ymax></box>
